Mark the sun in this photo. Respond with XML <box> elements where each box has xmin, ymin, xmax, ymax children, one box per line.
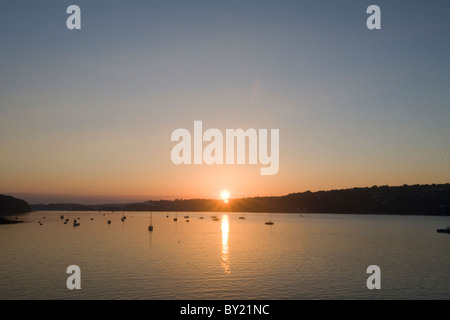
<box><xmin>221</xmin><ymin>191</ymin><xmax>230</xmax><ymax>204</ymax></box>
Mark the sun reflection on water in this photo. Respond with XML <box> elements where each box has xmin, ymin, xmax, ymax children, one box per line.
<box><xmin>221</xmin><ymin>215</ymin><xmax>230</xmax><ymax>274</ymax></box>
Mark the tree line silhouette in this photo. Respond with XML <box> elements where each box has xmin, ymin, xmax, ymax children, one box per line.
<box><xmin>30</xmin><ymin>184</ymin><xmax>450</xmax><ymax>215</ymax></box>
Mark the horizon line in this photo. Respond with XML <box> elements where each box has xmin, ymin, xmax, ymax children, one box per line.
<box><xmin>7</xmin><ymin>182</ymin><xmax>449</xmax><ymax>206</ymax></box>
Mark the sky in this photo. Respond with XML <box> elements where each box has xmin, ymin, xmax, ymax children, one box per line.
<box><xmin>1</xmin><ymin>0</ymin><xmax>449</xmax><ymax>204</ymax></box>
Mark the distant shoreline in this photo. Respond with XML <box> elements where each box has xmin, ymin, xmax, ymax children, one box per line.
<box><xmin>26</xmin><ymin>210</ymin><xmax>450</xmax><ymax>218</ymax></box>
<box><xmin>29</xmin><ymin>184</ymin><xmax>450</xmax><ymax>216</ymax></box>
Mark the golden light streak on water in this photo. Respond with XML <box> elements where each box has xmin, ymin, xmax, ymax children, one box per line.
<box><xmin>221</xmin><ymin>214</ymin><xmax>230</xmax><ymax>274</ymax></box>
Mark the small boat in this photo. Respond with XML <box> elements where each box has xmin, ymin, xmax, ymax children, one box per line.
<box><xmin>239</xmin><ymin>216</ymin><xmax>246</xmax><ymax>220</ymax></box>
<box><xmin>184</xmin><ymin>216</ymin><xmax>189</xmax><ymax>219</ymax></box>
<box><xmin>213</xmin><ymin>218</ymin><xmax>220</xmax><ymax>221</ymax></box>
<box><xmin>437</xmin><ymin>227</ymin><xmax>450</xmax><ymax>233</ymax></box>
<box><xmin>211</xmin><ymin>216</ymin><xmax>217</xmax><ymax>219</ymax></box>
<box><xmin>64</xmin><ymin>221</ymin><xmax>67</xmax><ymax>225</ymax></box>
<box><xmin>148</xmin><ymin>213</ymin><xmax>154</xmax><ymax>231</ymax></box>
<box><xmin>173</xmin><ymin>212</ymin><xmax>178</xmax><ymax>222</ymax></box>
<box><xmin>107</xmin><ymin>220</ymin><xmax>111</xmax><ymax>224</ymax></box>
<box><xmin>60</xmin><ymin>215</ymin><xmax>64</xmax><ymax>219</ymax></box>
<box><xmin>91</xmin><ymin>218</ymin><xmax>94</xmax><ymax>221</ymax></box>
<box><xmin>73</xmin><ymin>221</ymin><xmax>80</xmax><ymax>227</ymax></box>
<box><xmin>121</xmin><ymin>216</ymin><xmax>126</xmax><ymax>222</ymax></box>
<box><xmin>186</xmin><ymin>220</ymin><xmax>190</xmax><ymax>222</ymax></box>
<box><xmin>199</xmin><ymin>217</ymin><xmax>204</xmax><ymax>219</ymax></box>
<box><xmin>265</xmin><ymin>213</ymin><xmax>274</xmax><ymax>225</ymax></box>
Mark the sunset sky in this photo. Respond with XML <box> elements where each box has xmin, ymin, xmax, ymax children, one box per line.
<box><xmin>1</xmin><ymin>1</ymin><xmax>449</xmax><ymax>204</ymax></box>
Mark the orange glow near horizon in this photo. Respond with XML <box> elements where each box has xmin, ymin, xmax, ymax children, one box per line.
<box><xmin>2</xmin><ymin>148</ymin><xmax>449</xmax><ymax>205</ymax></box>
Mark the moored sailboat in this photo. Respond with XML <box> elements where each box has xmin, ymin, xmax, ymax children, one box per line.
<box><xmin>148</xmin><ymin>212</ymin><xmax>154</xmax><ymax>231</ymax></box>
<box><xmin>265</xmin><ymin>213</ymin><xmax>274</xmax><ymax>225</ymax></box>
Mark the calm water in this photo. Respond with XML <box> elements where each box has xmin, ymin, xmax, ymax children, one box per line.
<box><xmin>0</xmin><ymin>211</ymin><xmax>449</xmax><ymax>300</ymax></box>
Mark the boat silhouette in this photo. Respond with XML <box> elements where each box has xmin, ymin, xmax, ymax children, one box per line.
<box><xmin>265</xmin><ymin>213</ymin><xmax>274</xmax><ymax>225</ymax></box>
<box><xmin>437</xmin><ymin>227</ymin><xmax>450</xmax><ymax>233</ymax></box>
<box><xmin>148</xmin><ymin>212</ymin><xmax>154</xmax><ymax>231</ymax></box>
